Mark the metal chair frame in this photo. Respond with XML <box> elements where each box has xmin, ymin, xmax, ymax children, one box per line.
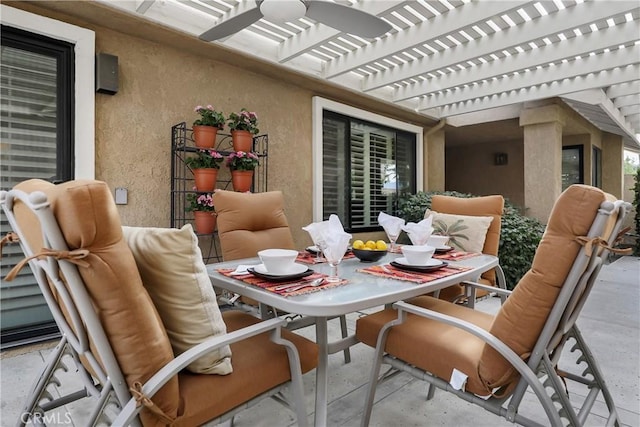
<box><xmin>1</xmin><ymin>188</ymin><xmax>309</xmax><ymax>427</ymax></box>
<box><xmin>362</xmin><ymin>198</ymin><xmax>630</xmax><ymax>427</ymax></box>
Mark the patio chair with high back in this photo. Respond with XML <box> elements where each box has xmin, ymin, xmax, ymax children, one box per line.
<box><xmin>424</xmin><ymin>194</ymin><xmax>506</xmax><ymax>304</ymax></box>
<box><xmin>356</xmin><ymin>184</ymin><xmax>630</xmax><ymax>426</ymax></box>
<box><xmin>1</xmin><ymin>179</ymin><xmax>318</xmax><ymax>426</ymax></box>
<box><xmin>214</xmin><ymin>189</ymin><xmax>351</xmax><ymax>362</ymax></box>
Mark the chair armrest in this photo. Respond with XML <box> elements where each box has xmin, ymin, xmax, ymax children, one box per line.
<box><xmin>113</xmin><ymin>317</ymin><xmax>288</xmax><ymax>425</ymax></box>
<box><xmin>460</xmin><ymin>281</ymin><xmax>512</xmax><ymax>297</ymax></box>
<box><xmin>391</xmin><ymin>300</ymin><xmax>561</xmax><ymax>424</ymax></box>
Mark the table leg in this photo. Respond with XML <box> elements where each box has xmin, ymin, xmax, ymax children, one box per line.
<box><xmin>314</xmin><ymin>317</ymin><xmax>329</xmax><ymax>427</ymax></box>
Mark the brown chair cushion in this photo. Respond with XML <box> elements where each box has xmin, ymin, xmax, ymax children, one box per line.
<box><xmin>356</xmin><ymin>296</ymin><xmax>494</xmax><ymax>395</ymax></box>
<box><xmin>478</xmin><ymin>184</ymin><xmax>607</xmax><ymax>391</ymax></box>
<box><xmin>214</xmin><ymin>190</ymin><xmax>295</xmax><ymax>261</ymax></box>
<box><xmin>13</xmin><ymin>180</ymin><xmax>179</xmax><ymax>426</ymax></box>
<box><xmin>174</xmin><ymin>310</ymin><xmax>319</xmax><ymax>426</ymax></box>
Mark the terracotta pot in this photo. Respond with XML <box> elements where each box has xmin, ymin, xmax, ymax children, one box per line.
<box><xmin>193</xmin><ymin>168</ymin><xmax>218</xmax><ymax>192</ymax></box>
<box><xmin>231</xmin><ymin>130</ymin><xmax>253</xmax><ymax>152</ymax></box>
<box><xmin>193</xmin><ymin>210</ymin><xmax>217</xmax><ymax>234</ymax></box>
<box><xmin>193</xmin><ymin>125</ymin><xmax>219</xmax><ymax>148</ymax></box>
<box><xmin>231</xmin><ymin>170</ymin><xmax>254</xmax><ymax>192</ymax></box>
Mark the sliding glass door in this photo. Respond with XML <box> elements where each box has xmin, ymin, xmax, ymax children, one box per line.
<box><xmin>0</xmin><ymin>25</ymin><xmax>74</xmax><ymax>347</ymax></box>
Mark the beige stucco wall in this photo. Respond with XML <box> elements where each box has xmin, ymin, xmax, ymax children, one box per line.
<box><xmin>7</xmin><ymin>1</ymin><xmax>435</xmax><ymax>248</ymax></box>
<box><xmin>445</xmin><ymin>139</ymin><xmax>525</xmax><ymax>208</ymax></box>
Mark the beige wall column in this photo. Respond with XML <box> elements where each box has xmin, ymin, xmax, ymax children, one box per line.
<box><xmin>602</xmin><ymin>133</ymin><xmax>624</xmax><ymax>198</ymax></box>
<box><xmin>520</xmin><ymin>105</ymin><xmax>566</xmax><ymax>222</ymax></box>
<box><xmin>426</xmin><ymin>127</ymin><xmax>445</xmax><ymax>191</ymax></box>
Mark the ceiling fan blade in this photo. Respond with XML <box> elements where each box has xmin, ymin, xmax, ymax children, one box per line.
<box><xmin>305</xmin><ymin>1</ymin><xmax>391</xmax><ymax>38</ymax></box>
<box><xmin>199</xmin><ymin>7</ymin><xmax>264</xmax><ymax>41</ymax></box>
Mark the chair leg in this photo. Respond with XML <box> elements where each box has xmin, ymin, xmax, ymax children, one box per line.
<box><xmin>19</xmin><ymin>338</ymin><xmax>74</xmax><ymax>426</ymax></box>
<box><xmin>566</xmin><ymin>325</ymin><xmax>621</xmax><ymax>426</ymax></box>
<box><xmin>426</xmin><ymin>383</ymin><xmax>436</xmax><ymax>400</ymax></box>
<box><xmin>361</xmin><ymin>317</ymin><xmax>402</xmax><ymax>427</ymax></box>
<box><xmin>360</xmin><ymin>342</ymin><xmax>385</xmax><ymax>427</ymax></box>
<box><xmin>339</xmin><ymin>315</ymin><xmax>351</xmax><ymax>364</ymax></box>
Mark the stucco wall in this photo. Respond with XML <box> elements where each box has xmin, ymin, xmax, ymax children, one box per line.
<box><xmin>445</xmin><ymin>139</ymin><xmax>525</xmax><ymax>208</ymax></box>
<box><xmin>7</xmin><ymin>1</ymin><xmax>435</xmax><ymax>248</ymax></box>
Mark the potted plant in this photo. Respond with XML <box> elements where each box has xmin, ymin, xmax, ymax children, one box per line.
<box><xmin>227</xmin><ymin>108</ymin><xmax>259</xmax><ymax>152</ymax></box>
<box><xmin>185</xmin><ymin>149</ymin><xmax>224</xmax><ymax>191</ymax></box>
<box><xmin>193</xmin><ymin>104</ymin><xmax>225</xmax><ymax>148</ymax></box>
<box><xmin>186</xmin><ymin>192</ymin><xmax>217</xmax><ymax>234</ymax></box>
<box><xmin>226</xmin><ymin>151</ymin><xmax>259</xmax><ymax>192</ymax></box>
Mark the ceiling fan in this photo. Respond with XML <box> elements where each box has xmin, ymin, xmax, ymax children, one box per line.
<box><xmin>199</xmin><ymin>0</ymin><xmax>392</xmax><ymax>41</ymax></box>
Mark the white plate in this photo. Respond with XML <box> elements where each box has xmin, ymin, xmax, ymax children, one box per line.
<box><xmin>253</xmin><ymin>263</ymin><xmax>308</xmax><ymax>276</ymax></box>
<box><xmin>394</xmin><ymin>257</ymin><xmax>442</xmax><ymax>267</ymax></box>
<box><xmin>435</xmin><ymin>245</ymin><xmax>453</xmax><ymax>251</ymax></box>
<box><xmin>305</xmin><ymin>245</ymin><xmax>320</xmax><ymax>254</ymax></box>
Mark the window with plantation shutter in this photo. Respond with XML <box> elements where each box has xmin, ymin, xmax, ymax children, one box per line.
<box><xmin>0</xmin><ymin>24</ymin><xmax>74</xmax><ymax>346</ymax></box>
<box><xmin>319</xmin><ymin>104</ymin><xmax>421</xmax><ymax>233</ymax></box>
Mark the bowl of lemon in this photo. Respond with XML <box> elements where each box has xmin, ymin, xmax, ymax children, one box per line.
<box><xmin>352</xmin><ymin>239</ymin><xmax>388</xmax><ymax>262</ymax></box>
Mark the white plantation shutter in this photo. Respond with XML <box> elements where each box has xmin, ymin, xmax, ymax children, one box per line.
<box><xmin>1</xmin><ymin>31</ymin><xmax>69</xmax><ymax>339</ymax></box>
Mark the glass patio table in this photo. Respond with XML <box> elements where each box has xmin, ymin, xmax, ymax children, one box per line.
<box><xmin>207</xmin><ymin>251</ymin><xmax>498</xmax><ymax>426</ymax></box>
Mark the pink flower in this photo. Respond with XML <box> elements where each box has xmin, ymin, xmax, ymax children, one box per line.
<box><xmin>194</xmin><ymin>105</ymin><xmax>203</xmax><ymax>112</ymax></box>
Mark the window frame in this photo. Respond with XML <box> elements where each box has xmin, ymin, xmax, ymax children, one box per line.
<box><xmin>312</xmin><ymin>97</ymin><xmax>423</xmax><ymax>223</ymax></box>
<box><xmin>1</xmin><ymin>4</ymin><xmax>95</xmax><ymax>179</ymax></box>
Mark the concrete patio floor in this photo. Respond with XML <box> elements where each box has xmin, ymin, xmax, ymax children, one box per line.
<box><xmin>1</xmin><ymin>256</ymin><xmax>638</xmax><ymax>426</ymax></box>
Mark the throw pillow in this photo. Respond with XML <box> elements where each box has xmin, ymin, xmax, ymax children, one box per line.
<box><xmin>122</xmin><ymin>224</ymin><xmax>232</xmax><ymax>375</ymax></box>
<box><xmin>424</xmin><ymin>210</ymin><xmax>493</xmax><ymax>253</ymax></box>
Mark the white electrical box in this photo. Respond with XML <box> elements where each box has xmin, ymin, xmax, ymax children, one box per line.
<box><xmin>115</xmin><ymin>187</ymin><xmax>128</xmax><ymax>205</ymax></box>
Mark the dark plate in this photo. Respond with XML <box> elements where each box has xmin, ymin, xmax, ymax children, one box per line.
<box><xmin>247</xmin><ymin>267</ymin><xmax>314</xmax><ymax>282</ymax></box>
<box><xmin>435</xmin><ymin>246</ymin><xmax>454</xmax><ymax>254</ymax></box>
<box><xmin>390</xmin><ymin>260</ymin><xmax>448</xmax><ymax>272</ymax></box>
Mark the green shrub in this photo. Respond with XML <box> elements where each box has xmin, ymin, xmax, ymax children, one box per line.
<box><xmin>398</xmin><ymin>191</ymin><xmax>545</xmax><ymax>289</ymax></box>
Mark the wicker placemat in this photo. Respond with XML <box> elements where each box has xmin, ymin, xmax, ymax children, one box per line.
<box><xmin>217</xmin><ymin>268</ymin><xmax>348</xmax><ymax>297</ymax></box>
<box><xmin>357</xmin><ymin>263</ymin><xmax>473</xmax><ymax>284</ymax></box>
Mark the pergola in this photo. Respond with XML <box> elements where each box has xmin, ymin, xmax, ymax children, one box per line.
<box><xmin>100</xmin><ymin>0</ymin><xmax>640</xmax><ymax>150</ymax></box>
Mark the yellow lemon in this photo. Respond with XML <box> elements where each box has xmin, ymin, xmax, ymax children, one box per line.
<box><xmin>375</xmin><ymin>240</ymin><xmax>387</xmax><ymax>250</ymax></box>
<box><xmin>353</xmin><ymin>239</ymin><xmax>365</xmax><ymax>250</ymax></box>
<box><xmin>362</xmin><ymin>247</ymin><xmax>372</xmax><ymax>250</ymax></box>
<box><xmin>365</xmin><ymin>240</ymin><xmax>377</xmax><ymax>249</ymax></box>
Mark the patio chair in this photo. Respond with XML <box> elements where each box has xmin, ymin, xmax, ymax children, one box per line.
<box><xmin>214</xmin><ymin>189</ymin><xmax>351</xmax><ymax>362</ymax></box>
<box><xmin>426</xmin><ymin>194</ymin><xmax>506</xmax><ymax>304</ymax></box>
<box><xmin>356</xmin><ymin>184</ymin><xmax>630</xmax><ymax>426</ymax></box>
<box><xmin>1</xmin><ymin>179</ymin><xmax>318</xmax><ymax>426</ymax></box>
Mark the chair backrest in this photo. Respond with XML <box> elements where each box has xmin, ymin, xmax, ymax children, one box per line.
<box><xmin>2</xmin><ymin>179</ymin><xmax>179</xmax><ymax>426</ymax></box>
<box><xmin>478</xmin><ymin>184</ymin><xmax>628</xmax><ymax>394</ymax></box>
<box><xmin>431</xmin><ymin>194</ymin><xmax>504</xmax><ymax>285</ymax></box>
<box><xmin>214</xmin><ymin>190</ymin><xmax>295</xmax><ymax>261</ymax></box>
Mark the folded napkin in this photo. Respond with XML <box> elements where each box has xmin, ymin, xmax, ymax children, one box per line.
<box><xmin>303</xmin><ymin>215</ymin><xmax>351</xmax><ymax>263</ymax></box>
<box><xmin>402</xmin><ymin>216</ymin><xmax>434</xmax><ymax>246</ymax></box>
<box><xmin>378</xmin><ymin>212</ymin><xmax>405</xmax><ymax>241</ymax></box>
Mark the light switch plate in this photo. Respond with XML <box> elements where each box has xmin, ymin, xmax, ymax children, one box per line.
<box><xmin>115</xmin><ymin>187</ymin><xmax>128</xmax><ymax>205</ymax></box>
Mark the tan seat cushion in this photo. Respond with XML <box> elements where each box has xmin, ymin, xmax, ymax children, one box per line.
<box><xmin>13</xmin><ymin>180</ymin><xmax>178</xmax><ymax>427</ymax></box>
<box><xmin>214</xmin><ymin>190</ymin><xmax>295</xmax><ymax>261</ymax></box>
<box><xmin>122</xmin><ymin>224</ymin><xmax>232</xmax><ymax>375</ymax></box>
<box><xmin>356</xmin><ymin>296</ymin><xmax>494</xmax><ymax>395</ymax></box>
<box><xmin>174</xmin><ymin>310</ymin><xmax>319</xmax><ymax>426</ymax></box>
<box><xmin>479</xmin><ymin>184</ymin><xmax>607</xmax><ymax>392</ymax></box>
